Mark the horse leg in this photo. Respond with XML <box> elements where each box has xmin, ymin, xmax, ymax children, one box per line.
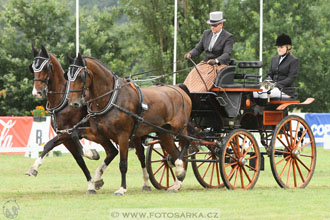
<box><xmin>94</xmin><ymin>137</ymin><xmax>118</xmax><ymax>190</ymax></box>
<box><xmin>114</xmin><ymin>135</ymin><xmax>129</xmax><ymax>196</ymax></box>
<box><xmin>132</xmin><ymin>137</ymin><xmax>151</xmax><ymax>191</ymax></box>
<box><xmin>63</xmin><ymin>138</ymin><xmax>96</xmax><ymax>194</ymax></box>
<box><xmin>71</xmin><ymin>129</ymin><xmax>100</xmax><ymax>161</ymax></box>
<box><xmin>25</xmin><ymin>135</ymin><xmax>62</xmax><ymax>176</ymax></box>
<box><xmin>158</xmin><ymin>133</ymin><xmax>185</xmax><ymax>193</ymax></box>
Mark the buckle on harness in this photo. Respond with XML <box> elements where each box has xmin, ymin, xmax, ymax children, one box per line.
<box><xmin>141</xmin><ymin>102</ymin><xmax>149</xmax><ymax>111</ymax></box>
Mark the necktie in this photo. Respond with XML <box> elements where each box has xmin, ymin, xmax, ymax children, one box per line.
<box><xmin>208</xmin><ymin>33</ymin><xmax>217</xmax><ymax>51</ymax></box>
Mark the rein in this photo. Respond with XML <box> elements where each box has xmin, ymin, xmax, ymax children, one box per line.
<box><xmin>188</xmin><ymin>58</ymin><xmax>209</xmax><ymax>91</ymax></box>
<box><xmin>126</xmin><ymin>59</ymin><xmax>185</xmax><ymax>78</ymax></box>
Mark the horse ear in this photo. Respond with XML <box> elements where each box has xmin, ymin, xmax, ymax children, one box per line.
<box><xmin>64</xmin><ymin>71</ymin><xmax>68</xmax><ymax>80</ymax></box>
<box><xmin>40</xmin><ymin>45</ymin><xmax>50</xmax><ymax>58</ymax></box>
<box><xmin>66</xmin><ymin>53</ymin><xmax>74</xmax><ymax>63</ymax></box>
<box><xmin>77</xmin><ymin>53</ymin><xmax>87</xmax><ymax>67</ymax></box>
<box><xmin>32</xmin><ymin>43</ymin><xmax>38</xmax><ymax>57</ymax></box>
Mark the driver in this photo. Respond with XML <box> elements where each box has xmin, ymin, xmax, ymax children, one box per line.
<box><xmin>183</xmin><ymin>11</ymin><xmax>234</xmax><ymax>92</ymax></box>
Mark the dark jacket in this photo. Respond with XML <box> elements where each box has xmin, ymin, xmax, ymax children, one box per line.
<box><xmin>190</xmin><ymin>29</ymin><xmax>234</xmax><ymax>65</ymax></box>
<box><xmin>267</xmin><ymin>54</ymin><xmax>299</xmax><ymax>97</ymax></box>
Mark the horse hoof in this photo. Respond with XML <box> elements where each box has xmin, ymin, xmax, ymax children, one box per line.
<box><xmin>86</xmin><ymin>190</ymin><xmax>97</xmax><ymax>195</ymax></box>
<box><xmin>114</xmin><ymin>192</ymin><xmax>124</xmax><ymax>196</ymax></box>
<box><xmin>25</xmin><ymin>169</ymin><xmax>38</xmax><ymax>177</ymax></box>
<box><xmin>167</xmin><ymin>189</ymin><xmax>178</xmax><ymax>193</ymax></box>
<box><xmin>91</xmin><ymin>149</ymin><xmax>100</xmax><ymax>160</ymax></box>
<box><xmin>95</xmin><ymin>179</ymin><xmax>104</xmax><ymax>190</ymax></box>
<box><xmin>142</xmin><ymin>186</ymin><xmax>152</xmax><ymax>191</ymax></box>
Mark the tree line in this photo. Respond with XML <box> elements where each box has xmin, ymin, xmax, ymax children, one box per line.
<box><xmin>0</xmin><ymin>0</ymin><xmax>329</xmax><ymax>115</ymax></box>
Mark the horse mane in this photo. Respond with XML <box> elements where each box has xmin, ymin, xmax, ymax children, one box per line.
<box><xmin>83</xmin><ymin>56</ymin><xmax>114</xmax><ymax>76</ymax></box>
<box><xmin>49</xmin><ymin>52</ymin><xmax>64</xmax><ymax>73</ymax></box>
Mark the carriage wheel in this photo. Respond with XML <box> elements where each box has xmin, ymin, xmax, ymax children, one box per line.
<box><xmin>146</xmin><ymin>141</ymin><xmax>187</xmax><ymax>190</ymax></box>
<box><xmin>191</xmin><ymin>143</ymin><xmax>225</xmax><ymax>188</ymax></box>
<box><xmin>220</xmin><ymin>129</ymin><xmax>261</xmax><ymax>190</ymax></box>
<box><xmin>270</xmin><ymin>115</ymin><xmax>316</xmax><ymax>188</ymax></box>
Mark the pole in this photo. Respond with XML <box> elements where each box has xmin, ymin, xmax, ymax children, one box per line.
<box><xmin>76</xmin><ymin>0</ymin><xmax>79</xmax><ymax>57</ymax></box>
<box><xmin>173</xmin><ymin>0</ymin><xmax>178</xmax><ymax>85</ymax></box>
<box><xmin>259</xmin><ymin>0</ymin><xmax>263</xmax><ymax>82</ymax></box>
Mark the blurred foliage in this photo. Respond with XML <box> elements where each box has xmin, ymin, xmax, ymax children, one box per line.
<box><xmin>0</xmin><ymin>0</ymin><xmax>329</xmax><ymax>114</ymax></box>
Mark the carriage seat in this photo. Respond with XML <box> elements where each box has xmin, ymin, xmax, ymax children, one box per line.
<box><xmin>214</xmin><ymin>60</ymin><xmax>262</xmax><ymax>89</ymax></box>
<box><xmin>214</xmin><ymin>59</ymin><xmax>236</xmax><ymax>87</ymax></box>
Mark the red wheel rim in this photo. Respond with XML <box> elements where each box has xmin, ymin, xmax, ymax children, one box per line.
<box><xmin>221</xmin><ymin>130</ymin><xmax>260</xmax><ymax>189</ymax></box>
<box><xmin>192</xmin><ymin>146</ymin><xmax>224</xmax><ymax>188</ymax></box>
<box><xmin>271</xmin><ymin>116</ymin><xmax>316</xmax><ymax>188</ymax></box>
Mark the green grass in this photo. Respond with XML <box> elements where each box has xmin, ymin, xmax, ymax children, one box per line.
<box><xmin>1</xmin><ymin>148</ymin><xmax>330</xmax><ymax>220</ymax></box>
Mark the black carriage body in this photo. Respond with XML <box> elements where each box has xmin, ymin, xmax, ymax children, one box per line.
<box><xmin>190</xmin><ymin>61</ymin><xmax>279</xmax><ymax>134</ymax></box>
<box><xmin>146</xmin><ymin>60</ymin><xmax>316</xmax><ymax>191</ymax></box>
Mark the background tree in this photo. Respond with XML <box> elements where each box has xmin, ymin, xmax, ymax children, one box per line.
<box><xmin>0</xmin><ymin>0</ymin><xmax>329</xmax><ymax>114</ymax></box>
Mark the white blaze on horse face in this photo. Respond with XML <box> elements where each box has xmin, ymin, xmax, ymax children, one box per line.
<box><xmin>32</xmin><ymin>85</ymin><xmax>42</xmax><ymax>99</ymax></box>
<box><xmin>95</xmin><ymin>162</ymin><xmax>108</xmax><ymax>181</ymax></box>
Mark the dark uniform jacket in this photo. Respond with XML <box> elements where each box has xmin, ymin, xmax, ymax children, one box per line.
<box><xmin>190</xmin><ymin>29</ymin><xmax>234</xmax><ymax>65</ymax></box>
<box><xmin>267</xmin><ymin>54</ymin><xmax>299</xmax><ymax>97</ymax></box>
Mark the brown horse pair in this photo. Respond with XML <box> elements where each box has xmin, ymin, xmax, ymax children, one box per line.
<box><xmin>66</xmin><ymin>54</ymin><xmax>192</xmax><ymax>195</ymax></box>
<box><xmin>28</xmin><ymin>45</ymin><xmax>141</xmax><ymax>194</ymax></box>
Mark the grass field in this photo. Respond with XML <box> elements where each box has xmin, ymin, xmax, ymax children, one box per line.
<box><xmin>1</xmin><ymin>147</ymin><xmax>330</xmax><ymax>220</ymax></box>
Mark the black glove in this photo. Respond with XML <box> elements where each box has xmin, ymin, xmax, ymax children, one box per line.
<box><xmin>207</xmin><ymin>59</ymin><xmax>217</xmax><ymax>65</ymax></box>
<box><xmin>184</xmin><ymin>52</ymin><xmax>191</xmax><ymax>60</ymax></box>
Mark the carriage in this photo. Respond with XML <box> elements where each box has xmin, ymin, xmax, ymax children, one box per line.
<box><xmin>30</xmin><ymin>45</ymin><xmax>316</xmax><ymax>194</ymax></box>
<box><xmin>145</xmin><ymin>60</ymin><xmax>316</xmax><ymax>190</ymax></box>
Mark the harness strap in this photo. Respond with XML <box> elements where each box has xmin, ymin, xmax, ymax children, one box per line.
<box><xmin>128</xmin><ymin>82</ymin><xmax>148</xmax><ymax>147</ymax></box>
<box><xmin>112</xmin><ymin>103</ymin><xmax>195</xmax><ymax>143</ymax></box>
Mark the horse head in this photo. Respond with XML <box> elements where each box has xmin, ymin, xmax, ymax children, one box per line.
<box><xmin>67</xmin><ymin>53</ymin><xmax>92</xmax><ymax>109</ymax></box>
<box><xmin>30</xmin><ymin>45</ymin><xmax>54</xmax><ymax>98</ymax></box>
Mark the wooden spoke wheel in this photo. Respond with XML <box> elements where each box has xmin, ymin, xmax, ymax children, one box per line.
<box><xmin>146</xmin><ymin>141</ymin><xmax>187</xmax><ymax>190</ymax></box>
<box><xmin>220</xmin><ymin>129</ymin><xmax>261</xmax><ymax>190</ymax></box>
<box><xmin>270</xmin><ymin>115</ymin><xmax>316</xmax><ymax>188</ymax></box>
<box><xmin>191</xmin><ymin>143</ymin><xmax>225</xmax><ymax>188</ymax></box>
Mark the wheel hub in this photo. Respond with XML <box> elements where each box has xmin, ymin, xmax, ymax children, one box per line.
<box><xmin>291</xmin><ymin>149</ymin><xmax>300</xmax><ymax>159</ymax></box>
<box><xmin>238</xmin><ymin>157</ymin><xmax>247</xmax><ymax>167</ymax></box>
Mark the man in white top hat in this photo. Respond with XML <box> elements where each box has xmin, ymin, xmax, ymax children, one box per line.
<box><xmin>183</xmin><ymin>11</ymin><xmax>234</xmax><ymax>92</ymax></box>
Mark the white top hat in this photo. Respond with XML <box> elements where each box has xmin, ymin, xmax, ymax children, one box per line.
<box><xmin>207</xmin><ymin>11</ymin><xmax>226</xmax><ymax>25</ymax></box>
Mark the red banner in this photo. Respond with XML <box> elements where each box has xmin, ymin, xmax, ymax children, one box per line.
<box><xmin>0</xmin><ymin>117</ymin><xmax>33</xmax><ymax>154</ymax></box>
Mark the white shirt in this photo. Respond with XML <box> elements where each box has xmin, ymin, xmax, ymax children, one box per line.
<box><xmin>279</xmin><ymin>54</ymin><xmax>287</xmax><ymax>64</ymax></box>
<box><xmin>210</xmin><ymin>29</ymin><xmax>223</xmax><ymax>64</ymax></box>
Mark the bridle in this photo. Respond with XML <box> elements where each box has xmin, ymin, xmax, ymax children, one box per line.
<box><xmin>67</xmin><ymin>58</ymin><xmax>121</xmax><ymax>116</ymax></box>
<box><xmin>67</xmin><ymin>63</ymin><xmax>92</xmax><ymax>103</ymax></box>
<box><xmin>29</xmin><ymin>56</ymin><xmax>53</xmax><ymax>84</ymax></box>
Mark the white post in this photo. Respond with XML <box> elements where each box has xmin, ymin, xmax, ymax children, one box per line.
<box><xmin>173</xmin><ymin>0</ymin><xmax>178</xmax><ymax>85</ymax></box>
<box><xmin>259</xmin><ymin>0</ymin><xmax>263</xmax><ymax>82</ymax></box>
<box><xmin>76</xmin><ymin>0</ymin><xmax>79</xmax><ymax>57</ymax></box>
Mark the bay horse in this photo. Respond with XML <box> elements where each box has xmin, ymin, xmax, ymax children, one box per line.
<box><xmin>67</xmin><ymin>54</ymin><xmax>192</xmax><ymax>195</ymax></box>
<box><xmin>27</xmin><ymin>45</ymin><xmax>128</xmax><ymax>194</ymax></box>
